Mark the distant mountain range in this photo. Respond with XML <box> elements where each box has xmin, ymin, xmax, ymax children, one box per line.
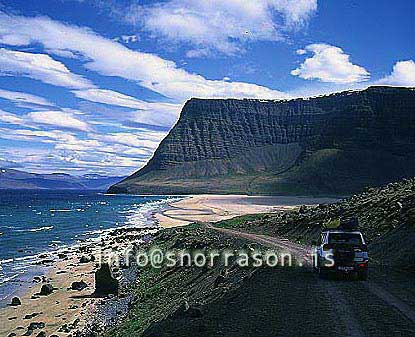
<box><xmin>109</xmin><ymin>86</ymin><xmax>415</xmax><ymax>195</ymax></box>
<box><xmin>0</xmin><ymin>169</ymin><xmax>125</xmax><ymax>190</ymax></box>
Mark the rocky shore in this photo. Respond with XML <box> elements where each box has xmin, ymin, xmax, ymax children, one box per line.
<box><xmin>3</xmin><ymin>179</ymin><xmax>414</xmax><ymax>336</ymax></box>
<box><xmin>1</xmin><ymin>194</ymin><xmax>319</xmax><ymax>336</ymax></box>
<box><xmin>0</xmin><ymin>226</ymin><xmax>158</xmax><ymax>337</ymax></box>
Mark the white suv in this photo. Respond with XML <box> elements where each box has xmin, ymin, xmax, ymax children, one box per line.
<box><xmin>313</xmin><ymin>230</ymin><xmax>368</xmax><ymax>280</ymax></box>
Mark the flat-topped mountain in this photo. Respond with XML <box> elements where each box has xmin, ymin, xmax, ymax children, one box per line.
<box><xmin>0</xmin><ymin>168</ymin><xmax>125</xmax><ymax>190</ymax></box>
<box><xmin>109</xmin><ymin>86</ymin><xmax>415</xmax><ymax>195</ymax></box>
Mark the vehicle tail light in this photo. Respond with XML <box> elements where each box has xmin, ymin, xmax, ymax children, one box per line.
<box><xmin>358</xmin><ymin>263</ymin><xmax>367</xmax><ymax>267</ymax></box>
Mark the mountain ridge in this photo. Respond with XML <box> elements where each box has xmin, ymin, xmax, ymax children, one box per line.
<box><xmin>109</xmin><ymin>86</ymin><xmax>415</xmax><ymax>195</ymax></box>
<box><xmin>0</xmin><ymin>168</ymin><xmax>125</xmax><ymax>190</ymax></box>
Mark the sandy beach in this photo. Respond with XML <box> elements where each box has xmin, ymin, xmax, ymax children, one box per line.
<box><xmin>0</xmin><ymin>194</ymin><xmax>337</xmax><ymax>336</ymax></box>
<box><xmin>0</xmin><ymin>226</ymin><xmax>155</xmax><ymax>337</ymax></box>
<box><xmin>155</xmin><ymin>194</ymin><xmax>339</xmax><ymax>228</ymax></box>
<box><xmin>0</xmin><ymin>252</ymin><xmax>96</xmax><ymax>335</ymax></box>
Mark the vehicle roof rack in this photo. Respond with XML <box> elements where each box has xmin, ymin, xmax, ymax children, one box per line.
<box><xmin>322</xmin><ymin>217</ymin><xmax>359</xmax><ymax>232</ymax></box>
<box><xmin>323</xmin><ymin>228</ymin><xmax>361</xmax><ymax>233</ymax></box>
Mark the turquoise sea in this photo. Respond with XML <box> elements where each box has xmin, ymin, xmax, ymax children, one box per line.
<box><xmin>0</xmin><ymin>190</ymin><xmax>176</xmax><ymax>306</ymax></box>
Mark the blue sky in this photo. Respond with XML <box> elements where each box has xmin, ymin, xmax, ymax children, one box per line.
<box><xmin>0</xmin><ymin>0</ymin><xmax>414</xmax><ymax>175</ymax></box>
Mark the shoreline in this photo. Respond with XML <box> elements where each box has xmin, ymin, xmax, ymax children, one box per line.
<box><xmin>0</xmin><ymin>195</ymin><xmax>176</xmax><ymax>337</ymax></box>
<box><xmin>155</xmin><ymin>194</ymin><xmax>339</xmax><ymax>228</ymax></box>
<box><xmin>0</xmin><ymin>194</ymin><xmax>337</xmax><ymax>336</ymax></box>
<box><xmin>0</xmin><ymin>195</ymin><xmax>178</xmax><ymax>308</ymax></box>
<box><xmin>0</xmin><ymin>225</ymin><xmax>160</xmax><ymax>336</ymax></box>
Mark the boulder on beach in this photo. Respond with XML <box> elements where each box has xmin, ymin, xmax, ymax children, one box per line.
<box><xmin>80</xmin><ymin>254</ymin><xmax>95</xmax><ymax>263</ymax></box>
<box><xmin>11</xmin><ymin>297</ymin><xmax>21</xmax><ymax>306</ymax></box>
<box><xmin>94</xmin><ymin>263</ymin><xmax>119</xmax><ymax>296</ymax></box>
<box><xmin>33</xmin><ymin>276</ymin><xmax>42</xmax><ymax>283</ymax></box>
<box><xmin>79</xmin><ymin>255</ymin><xmax>90</xmax><ymax>263</ymax></box>
<box><xmin>39</xmin><ymin>284</ymin><xmax>54</xmax><ymax>296</ymax></box>
<box><xmin>24</xmin><ymin>312</ymin><xmax>40</xmax><ymax>319</ymax></box>
<box><xmin>23</xmin><ymin>322</ymin><xmax>45</xmax><ymax>336</ymax></box>
<box><xmin>71</xmin><ymin>280</ymin><xmax>88</xmax><ymax>291</ymax></box>
<box><xmin>28</xmin><ymin>322</ymin><xmax>45</xmax><ymax>330</ymax></box>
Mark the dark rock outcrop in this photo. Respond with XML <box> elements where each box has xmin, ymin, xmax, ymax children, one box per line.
<box><xmin>79</xmin><ymin>255</ymin><xmax>91</xmax><ymax>263</ymax></box>
<box><xmin>109</xmin><ymin>86</ymin><xmax>415</xmax><ymax>195</ymax></box>
<box><xmin>94</xmin><ymin>263</ymin><xmax>119</xmax><ymax>297</ymax></box>
<box><xmin>23</xmin><ymin>322</ymin><xmax>45</xmax><ymax>336</ymax></box>
<box><xmin>71</xmin><ymin>280</ymin><xmax>88</xmax><ymax>291</ymax></box>
<box><xmin>10</xmin><ymin>297</ymin><xmax>21</xmax><ymax>306</ymax></box>
<box><xmin>39</xmin><ymin>284</ymin><xmax>53</xmax><ymax>296</ymax></box>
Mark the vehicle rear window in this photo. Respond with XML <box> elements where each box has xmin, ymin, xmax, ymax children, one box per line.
<box><xmin>328</xmin><ymin>233</ymin><xmax>362</xmax><ymax>245</ymax></box>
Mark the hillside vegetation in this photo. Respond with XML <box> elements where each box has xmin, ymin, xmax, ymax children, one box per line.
<box><xmin>108</xmin><ymin>177</ymin><xmax>415</xmax><ymax>336</ymax></box>
<box><xmin>216</xmin><ymin>177</ymin><xmax>415</xmax><ymax>270</ymax></box>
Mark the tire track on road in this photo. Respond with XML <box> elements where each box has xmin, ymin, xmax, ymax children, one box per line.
<box><xmin>365</xmin><ymin>282</ymin><xmax>415</xmax><ymax>323</ymax></box>
<box><xmin>209</xmin><ymin>225</ymin><xmax>415</xmax><ymax>336</ymax></box>
<box><xmin>210</xmin><ymin>226</ymin><xmax>313</xmax><ymax>265</ymax></box>
<box><xmin>211</xmin><ymin>225</ymin><xmax>365</xmax><ymax>336</ymax></box>
<box><xmin>324</xmin><ymin>282</ymin><xmax>365</xmax><ymax>337</ymax></box>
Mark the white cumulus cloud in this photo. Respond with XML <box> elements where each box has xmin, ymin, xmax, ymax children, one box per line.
<box><xmin>291</xmin><ymin>43</ymin><xmax>370</xmax><ymax>84</ymax></box>
<box><xmin>0</xmin><ymin>108</ymin><xmax>91</xmax><ymax>131</ymax></box>
<box><xmin>0</xmin><ymin>109</ymin><xmax>25</xmax><ymax>125</ymax></box>
<box><xmin>90</xmin><ymin>130</ymin><xmax>167</xmax><ymax>150</ymax></box>
<box><xmin>0</xmin><ymin>48</ymin><xmax>94</xmax><ymax>89</ymax></box>
<box><xmin>122</xmin><ymin>0</ymin><xmax>317</xmax><ymax>56</ymax></box>
<box><xmin>73</xmin><ymin>88</ymin><xmax>182</xmax><ymax>127</ymax></box>
<box><xmin>378</xmin><ymin>60</ymin><xmax>415</xmax><ymax>87</ymax></box>
<box><xmin>26</xmin><ymin>110</ymin><xmax>91</xmax><ymax>132</ymax></box>
<box><xmin>0</xmin><ymin>126</ymin><xmax>163</xmax><ymax>175</ymax></box>
<box><xmin>0</xmin><ymin>11</ymin><xmax>288</xmax><ymax>100</ymax></box>
<box><xmin>0</xmin><ymin>88</ymin><xmax>54</xmax><ymax>107</ymax></box>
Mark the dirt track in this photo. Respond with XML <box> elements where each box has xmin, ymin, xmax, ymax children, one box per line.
<box><xmin>149</xmin><ymin>224</ymin><xmax>415</xmax><ymax>336</ymax></box>
<box><xmin>211</xmin><ymin>226</ymin><xmax>415</xmax><ymax>336</ymax></box>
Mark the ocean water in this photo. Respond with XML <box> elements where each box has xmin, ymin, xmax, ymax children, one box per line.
<box><xmin>0</xmin><ymin>190</ymin><xmax>177</xmax><ymax>305</ymax></box>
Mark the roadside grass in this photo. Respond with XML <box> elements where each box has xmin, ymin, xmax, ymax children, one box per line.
<box><xmin>108</xmin><ymin>224</ymin><xmax>259</xmax><ymax>336</ymax></box>
<box><xmin>215</xmin><ymin>177</ymin><xmax>415</xmax><ymax>270</ymax></box>
<box><xmin>109</xmin><ymin>177</ymin><xmax>415</xmax><ymax>335</ymax></box>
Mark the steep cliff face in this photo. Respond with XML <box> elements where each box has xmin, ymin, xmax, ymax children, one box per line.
<box><xmin>109</xmin><ymin>86</ymin><xmax>415</xmax><ymax>195</ymax></box>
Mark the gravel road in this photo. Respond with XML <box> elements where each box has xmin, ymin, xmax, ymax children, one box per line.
<box><xmin>146</xmin><ymin>226</ymin><xmax>415</xmax><ymax>336</ymax></box>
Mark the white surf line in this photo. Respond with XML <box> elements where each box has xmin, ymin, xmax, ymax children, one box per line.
<box><xmin>365</xmin><ymin>282</ymin><xmax>415</xmax><ymax>323</ymax></box>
